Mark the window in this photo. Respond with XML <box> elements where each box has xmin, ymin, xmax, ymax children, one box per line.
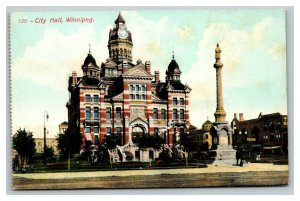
<box><xmin>85</xmin><ymin>127</ymin><xmax>91</xmax><ymax>133</ymax></box>
<box><xmin>116</xmin><ymin>127</ymin><xmax>121</xmax><ymax>133</ymax></box>
<box><xmin>106</xmin><ymin>107</ymin><xmax>111</xmax><ymax>120</ymax></box>
<box><xmin>86</xmin><ymin>107</ymin><xmax>91</xmax><ymax>118</ymax></box>
<box><xmin>173</xmin><ymin>109</ymin><xmax>178</xmax><ymax>120</ymax></box>
<box><xmin>94</xmin><ymin>134</ymin><xmax>99</xmax><ymax>145</ymax></box>
<box><xmin>180</xmin><ymin>109</ymin><xmax>184</xmax><ymax>119</ymax></box>
<box><xmin>94</xmin><ymin>107</ymin><xmax>99</xmax><ymax>119</ymax></box>
<box><xmin>161</xmin><ymin>109</ymin><xmax>166</xmax><ymax>120</ymax></box>
<box><xmin>94</xmin><ymin>127</ymin><xmax>99</xmax><ymax>133</ymax></box>
<box><xmin>116</xmin><ymin>107</ymin><xmax>121</xmax><ymax>120</ymax></box>
<box><xmin>85</xmin><ymin>94</ymin><xmax>91</xmax><ymax>102</ymax></box>
<box><xmin>180</xmin><ymin>98</ymin><xmax>184</xmax><ymax>105</ymax></box>
<box><xmin>94</xmin><ymin>95</ymin><xmax>99</xmax><ymax>103</ymax></box>
<box><xmin>153</xmin><ymin>108</ymin><xmax>158</xmax><ymax>120</ymax></box>
<box><xmin>38</xmin><ymin>142</ymin><xmax>42</xmax><ymax>147</ymax></box>
<box><xmin>154</xmin><ymin>127</ymin><xmax>159</xmax><ymax>136</ymax></box>
<box><xmin>129</xmin><ymin>84</ymin><xmax>146</xmax><ymax>100</ymax></box>
<box><xmin>106</xmin><ymin>127</ymin><xmax>111</xmax><ymax>134</ymax></box>
<box><xmin>173</xmin><ymin>98</ymin><xmax>177</xmax><ymax>105</ymax></box>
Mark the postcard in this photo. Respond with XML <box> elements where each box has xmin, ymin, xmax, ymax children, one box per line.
<box><xmin>10</xmin><ymin>9</ymin><xmax>288</xmax><ymax>190</ymax></box>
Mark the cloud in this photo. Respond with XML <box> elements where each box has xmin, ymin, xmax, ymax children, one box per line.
<box><xmin>175</xmin><ymin>26</ymin><xmax>194</xmax><ymax>41</ymax></box>
<box><xmin>268</xmin><ymin>42</ymin><xmax>286</xmax><ymax>61</ymax></box>
<box><xmin>184</xmin><ymin>17</ymin><xmax>287</xmax><ymax>128</ymax></box>
<box><xmin>12</xmin><ymin>27</ymin><xmax>99</xmax><ymax>92</ymax></box>
<box><xmin>124</xmin><ymin>11</ymin><xmax>169</xmax><ymax>65</ymax></box>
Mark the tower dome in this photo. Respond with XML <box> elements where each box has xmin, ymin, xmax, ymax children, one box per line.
<box><xmin>81</xmin><ymin>45</ymin><xmax>99</xmax><ymax>79</ymax></box>
<box><xmin>202</xmin><ymin>119</ymin><xmax>213</xmax><ymax>131</ymax></box>
<box><xmin>108</xmin><ymin>12</ymin><xmax>133</xmax><ymax>63</ymax></box>
<box><xmin>83</xmin><ymin>52</ymin><xmax>97</xmax><ymax>66</ymax></box>
<box><xmin>165</xmin><ymin>52</ymin><xmax>182</xmax><ymax>82</ymax></box>
<box><xmin>167</xmin><ymin>59</ymin><xmax>180</xmax><ymax>72</ymax></box>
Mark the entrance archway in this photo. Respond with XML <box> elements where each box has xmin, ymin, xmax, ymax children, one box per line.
<box><xmin>132</xmin><ymin>124</ymin><xmax>146</xmax><ymax>144</ymax></box>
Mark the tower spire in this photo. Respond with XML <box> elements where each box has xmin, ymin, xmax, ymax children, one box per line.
<box><xmin>172</xmin><ymin>51</ymin><xmax>175</xmax><ymax>60</ymax></box>
<box><xmin>115</xmin><ymin>11</ymin><xmax>125</xmax><ymax>24</ymax></box>
<box><xmin>89</xmin><ymin>43</ymin><xmax>91</xmax><ymax>54</ymax></box>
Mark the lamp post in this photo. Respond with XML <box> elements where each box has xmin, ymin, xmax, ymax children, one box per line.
<box><xmin>43</xmin><ymin>110</ymin><xmax>49</xmax><ymax>166</ymax></box>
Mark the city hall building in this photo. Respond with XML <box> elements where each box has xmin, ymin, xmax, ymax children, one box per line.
<box><xmin>66</xmin><ymin>13</ymin><xmax>191</xmax><ymax>162</ymax></box>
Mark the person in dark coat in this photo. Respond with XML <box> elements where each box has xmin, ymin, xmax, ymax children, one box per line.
<box><xmin>236</xmin><ymin>148</ymin><xmax>241</xmax><ymax>166</ymax></box>
<box><xmin>239</xmin><ymin>148</ymin><xmax>246</xmax><ymax>166</ymax></box>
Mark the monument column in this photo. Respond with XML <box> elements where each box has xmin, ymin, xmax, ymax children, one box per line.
<box><xmin>210</xmin><ymin>44</ymin><xmax>236</xmax><ymax>165</ymax></box>
<box><xmin>214</xmin><ymin>43</ymin><xmax>226</xmax><ymax>123</ymax></box>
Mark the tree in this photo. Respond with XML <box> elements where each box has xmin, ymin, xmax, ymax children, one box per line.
<box><xmin>103</xmin><ymin>133</ymin><xmax>117</xmax><ymax>168</ymax></box>
<box><xmin>198</xmin><ymin>142</ymin><xmax>209</xmax><ymax>165</ymax></box>
<box><xmin>42</xmin><ymin>146</ymin><xmax>54</xmax><ymax>162</ymax></box>
<box><xmin>57</xmin><ymin>128</ymin><xmax>82</xmax><ymax>170</ymax></box>
<box><xmin>178</xmin><ymin>133</ymin><xmax>197</xmax><ymax>167</ymax></box>
<box><xmin>137</xmin><ymin>134</ymin><xmax>164</xmax><ymax>151</ymax></box>
<box><xmin>12</xmin><ymin>128</ymin><xmax>36</xmax><ymax>170</ymax></box>
<box><xmin>137</xmin><ymin>134</ymin><xmax>164</xmax><ymax>164</ymax></box>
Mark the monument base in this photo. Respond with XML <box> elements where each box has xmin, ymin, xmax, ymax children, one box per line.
<box><xmin>210</xmin><ymin>121</ymin><xmax>236</xmax><ymax>166</ymax></box>
<box><xmin>209</xmin><ymin>146</ymin><xmax>237</xmax><ymax>166</ymax></box>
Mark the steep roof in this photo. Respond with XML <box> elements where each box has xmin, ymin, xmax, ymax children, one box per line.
<box><xmin>83</xmin><ymin>53</ymin><xmax>97</xmax><ymax>66</ymax></box>
<box><xmin>115</xmin><ymin>12</ymin><xmax>125</xmax><ymax>24</ymax></box>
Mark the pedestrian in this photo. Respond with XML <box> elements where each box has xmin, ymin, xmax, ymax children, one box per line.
<box><xmin>236</xmin><ymin>148</ymin><xmax>240</xmax><ymax>166</ymax></box>
<box><xmin>240</xmin><ymin>148</ymin><xmax>246</xmax><ymax>166</ymax></box>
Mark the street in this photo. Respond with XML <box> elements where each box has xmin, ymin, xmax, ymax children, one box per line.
<box><xmin>12</xmin><ymin>163</ymin><xmax>289</xmax><ymax>190</ymax></box>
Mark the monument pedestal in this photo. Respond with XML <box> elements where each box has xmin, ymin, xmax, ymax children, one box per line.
<box><xmin>210</xmin><ymin>122</ymin><xmax>236</xmax><ymax>165</ymax></box>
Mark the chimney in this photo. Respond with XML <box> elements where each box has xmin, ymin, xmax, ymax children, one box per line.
<box><xmin>145</xmin><ymin>61</ymin><xmax>151</xmax><ymax>73</ymax></box>
<box><xmin>72</xmin><ymin>71</ymin><xmax>77</xmax><ymax>85</ymax></box>
<box><xmin>239</xmin><ymin>113</ymin><xmax>244</xmax><ymax>121</ymax></box>
<box><xmin>234</xmin><ymin>113</ymin><xmax>237</xmax><ymax>119</ymax></box>
<box><xmin>154</xmin><ymin>71</ymin><xmax>160</xmax><ymax>83</ymax></box>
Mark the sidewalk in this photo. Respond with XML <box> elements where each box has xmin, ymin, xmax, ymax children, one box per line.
<box><xmin>13</xmin><ymin>163</ymin><xmax>288</xmax><ymax>180</ymax></box>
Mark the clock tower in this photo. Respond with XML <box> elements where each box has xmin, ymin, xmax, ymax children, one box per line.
<box><xmin>108</xmin><ymin>12</ymin><xmax>133</xmax><ymax>63</ymax></box>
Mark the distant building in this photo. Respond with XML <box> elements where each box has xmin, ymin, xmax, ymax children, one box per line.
<box><xmin>190</xmin><ymin>120</ymin><xmax>213</xmax><ymax>150</ymax></box>
<box><xmin>231</xmin><ymin>112</ymin><xmax>288</xmax><ymax>154</ymax></box>
<box><xmin>34</xmin><ymin>138</ymin><xmax>59</xmax><ymax>155</ymax></box>
<box><xmin>59</xmin><ymin>121</ymin><xmax>68</xmax><ymax>134</ymax></box>
<box><xmin>202</xmin><ymin>120</ymin><xmax>213</xmax><ymax>149</ymax></box>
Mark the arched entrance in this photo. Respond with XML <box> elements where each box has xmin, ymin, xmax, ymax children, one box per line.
<box><xmin>128</xmin><ymin>117</ymin><xmax>149</xmax><ymax>145</ymax></box>
<box><xmin>131</xmin><ymin>124</ymin><xmax>146</xmax><ymax>144</ymax></box>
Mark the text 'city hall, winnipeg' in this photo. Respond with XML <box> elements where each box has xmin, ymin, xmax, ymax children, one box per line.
<box><xmin>66</xmin><ymin>13</ymin><xmax>191</xmax><ymax>162</ymax></box>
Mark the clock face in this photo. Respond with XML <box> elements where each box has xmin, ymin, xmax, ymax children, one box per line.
<box><xmin>118</xmin><ymin>25</ymin><xmax>128</xmax><ymax>39</ymax></box>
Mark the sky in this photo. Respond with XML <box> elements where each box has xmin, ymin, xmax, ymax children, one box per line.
<box><xmin>10</xmin><ymin>9</ymin><xmax>287</xmax><ymax>138</ymax></box>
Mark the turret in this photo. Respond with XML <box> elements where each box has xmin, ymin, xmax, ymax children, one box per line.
<box><xmin>81</xmin><ymin>44</ymin><xmax>99</xmax><ymax>79</ymax></box>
